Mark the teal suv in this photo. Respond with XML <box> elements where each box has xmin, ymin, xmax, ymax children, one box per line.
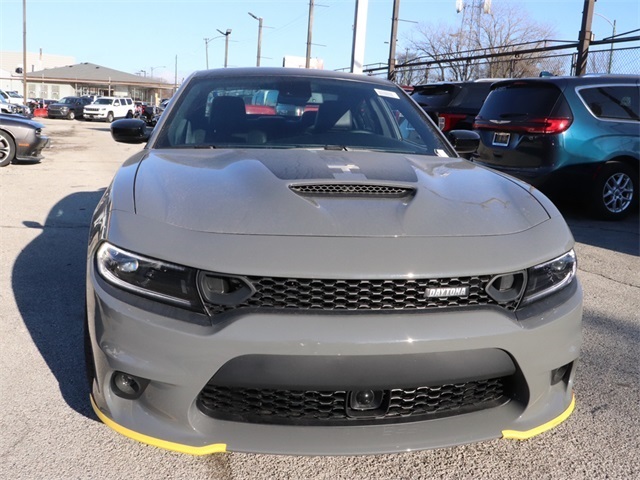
<box><xmin>473</xmin><ymin>75</ymin><xmax>639</xmax><ymax>220</ymax></box>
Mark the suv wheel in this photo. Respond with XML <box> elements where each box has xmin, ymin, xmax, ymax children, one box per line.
<box><xmin>106</xmin><ymin>111</ymin><xmax>114</xmax><ymax>123</ymax></box>
<box><xmin>592</xmin><ymin>161</ymin><xmax>638</xmax><ymax>220</ymax></box>
<box><xmin>67</xmin><ymin>110</ymin><xmax>75</xmax><ymax>120</ymax></box>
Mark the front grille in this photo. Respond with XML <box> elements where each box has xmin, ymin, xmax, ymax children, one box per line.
<box><xmin>203</xmin><ymin>275</ymin><xmax>518</xmax><ymax>315</ymax></box>
<box><xmin>290</xmin><ymin>183</ymin><xmax>415</xmax><ymax>197</ymax></box>
<box><xmin>197</xmin><ymin>377</ymin><xmax>509</xmax><ymax>426</ymax></box>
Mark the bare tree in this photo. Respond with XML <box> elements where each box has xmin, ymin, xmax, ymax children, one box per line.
<box><xmin>407</xmin><ymin>23</ymin><xmax>479</xmax><ymax>82</ymax></box>
<box><xmin>476</xmin><ymin>2</ymin><xmax>556</xmax><ymax>78</ymax></box>
<box><xmin>394</xmin><ymin>50</ymin><xmax>428</xmax><ymax>86</ymax></box>
<box><xmin>403</xmin><ymin>0</ymin><xmax>558</xmax><ymax>82</ymax></box>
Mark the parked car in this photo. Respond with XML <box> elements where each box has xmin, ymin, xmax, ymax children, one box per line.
<box><xmin>0</xmin><ymin>99</ymin><xmax>18</xmax><ymax>114</ymax></box>
<box><xmin>0</xmin><ymin>114</ymin><xmax>50</xmax><ymax>167</ymax></box>
<box><xmin>0</xmin><ymin>88</ymin><xmax>25</xmax><ymax>106</ymax></box>
<box><xmin>83</xmin><ymin>96</ymin><xmax>134</xmax><ymax>122</ymax></box>
<box><xmin>134</xmin><ymin>102</ymin><xmax>161</xmax><ymax>126</ymax></box>
<box><xmin>473</xmin><ymin>75</ymin><xmax>639</xmax><ymax>220</ymax></box>
<box><xmin>47</xmin><ymin>96</ymin><xmax>93</xmax><ymax>120</ymax></box>
<box><xmin>86</xmin><ymin>67</ymin><xmax>582</xmax><ymax>456</ymax></box>
<box><xmin>411</xmin><ymin>80</ymin><xmax>495</xmax><ymax>132</ymax></box>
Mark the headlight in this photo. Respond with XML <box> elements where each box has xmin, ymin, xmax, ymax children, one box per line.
<box><xmin>96</xmin><ymin>242</ymin><xmax>203</xmax><ymax>311</ymax></box>
<box><xmin>521</xmin><ymin>250</ymin><xmax>577</xmax><ymax>305</ymax></box>
<box><xmin>60</xmin><ymin>106</ymin><xmax>69</xmax><ymax>112</ymax></box>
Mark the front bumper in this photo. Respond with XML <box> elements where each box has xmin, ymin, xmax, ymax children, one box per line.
<box><xmin>87</xmin><ymin>265</ymin><xmax>582</xmax><ymax>455</ymax></box>
<box><xmin>84</xmin><ymin>111</ymin><xmax>108</xmax><ymax>120</ymax></box>
<box><xmin>15</xmin><ymin>135</ymin><xmax>50</xmax><ymax>162</ymax></box>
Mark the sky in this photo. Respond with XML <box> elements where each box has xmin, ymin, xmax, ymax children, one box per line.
<box><xmin>0</xmin><ymin>0</ymin><xmax>638</xmax><ymax>83</ymax></box>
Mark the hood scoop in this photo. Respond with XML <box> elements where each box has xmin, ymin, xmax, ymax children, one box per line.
<box><xmin>289</xmin><ymin>183</ymin><xmax>416</xmax><ymax>198</ymax></box>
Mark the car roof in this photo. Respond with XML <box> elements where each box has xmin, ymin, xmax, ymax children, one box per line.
<box><xmin>490</xmin><ymin>74</ymin><xmax>640</xmax><ymax>90</ymax></box>
<box><xmin>190</xmin><ymin>67</ymin><xmax>397</xmax><ymax>87</ymax></box>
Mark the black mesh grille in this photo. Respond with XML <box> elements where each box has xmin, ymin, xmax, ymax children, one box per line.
<box><xmin>290</xmin><ymin>184</ymin><xmax>415</xmax><ymax>197</ymax></box>
<box><xmin>197</xmin><ymin>377</ymin><xmax>509</xmax><ymax>426</ymax></box>
<box><xmin>203</xmin><ymin>275</ymin><xmax>517</xmax><ymax>315</ymax></box>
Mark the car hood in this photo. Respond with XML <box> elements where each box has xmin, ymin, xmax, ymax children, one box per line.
<box><xmin>132</xmin><ymin>148</ymin><xmax>549</xmax><ymax>237</ymax></box>
<box><xmin>0</xmin><ymin>113</ymin><xmax>43</xmax><ymax>129</ymax></box>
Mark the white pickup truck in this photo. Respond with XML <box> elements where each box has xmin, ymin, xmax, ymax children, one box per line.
<box><xmin>83</xmin><ymin>97</ymin><xmax>134</xmax><ymax>122</ymax></box>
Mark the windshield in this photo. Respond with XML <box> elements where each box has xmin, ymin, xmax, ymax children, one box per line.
<box><xmin>59</xmin><ymin>97</ymin><xmax>76</xmax><ymax>104</ymax></box>
<box><xmin>410</xmin><ymin>84</ymin><xmax>458</xmax><ymax>108</ymax></box>
<box><xmin>154</xmin><ymin>74</ymin><xmax>451</xmax><ymax>156</ymax></box>
<box><xmin>478</xmin><ymin>83</ymin><xmax>562</xmax><ymax>119</ymax></box>
<box><xmin>95</xmin><ymin>98</ymin><xmax>114</xmax><ymax>105</ymax></box>
<box><xmin>7</xmin><ymin>91</ymin><xmax>22</xmax><ymax>98</ymax></box>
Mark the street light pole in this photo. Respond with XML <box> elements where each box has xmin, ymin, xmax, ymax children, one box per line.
<box><xmin>594</xmin><ymin>12</ymin><xmax>616</xmax><ymax>74</ymax></box>
<box><xmin>217</xmin><ymin>29</ymin><xmax>232</xmax><ymax>68</ymax></box>
<box><xmin>204</xmin><ymin>37</ymin><xmax>211</xmax><ymax>69</ymax></box>
<box><xmin>248</xmin><ymin>12</ymin><xmax>263</xmax><ymax>67</ymax></box>
<box><xmin>150</xmin><ymin>66</ymin><xmax>165</xmax><ymax>78</ymax></box>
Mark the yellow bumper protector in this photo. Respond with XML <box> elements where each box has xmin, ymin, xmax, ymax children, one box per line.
<box><xmin>502</xmin><ymin>394</ymin><xmax>575</xmax><ymax>440</ymax></box>
<box><xmin>90</xmin><ymin>395</ymin><xmax>227</xmax><ymax>455</ymax></box>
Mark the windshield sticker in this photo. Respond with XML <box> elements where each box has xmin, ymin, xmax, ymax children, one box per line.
<box><xmin>375</xmin><ymin>89</ymin><xmax>400</xmax><ymax>99</ymax></box>
<box><xmin>435</xmin><ymin>149</ymin><xmax>449</xmax><ymax>157</ymax></box>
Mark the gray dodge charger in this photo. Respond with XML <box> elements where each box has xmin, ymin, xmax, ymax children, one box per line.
<box><xmin>85</xmin><ymin>68</ymin><xmax>582</xmax><ymax>455</ymax></box>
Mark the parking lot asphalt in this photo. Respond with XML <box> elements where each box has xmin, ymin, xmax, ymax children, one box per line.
<box><xmin>1</xmin><ymin>117</ymin><xmax>639</xmax><ymax>479</ymax></box>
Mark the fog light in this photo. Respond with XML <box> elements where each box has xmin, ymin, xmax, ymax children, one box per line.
<box><xmin>111</xmin><ymin>371</ymin><xmax>149</xmax><ymax>399</ymax></box>
<box><xmin>551</xmin><ymin>362</ymin><xmax>573</xmax><ymax>386</ymax></box>
<box><xmin>350</xmin><ymin>390</ymin><xmax>384</xmax><ymax>411</ymax></box>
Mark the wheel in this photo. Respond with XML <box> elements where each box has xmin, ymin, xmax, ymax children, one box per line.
<box><xmin>68</xmin><ymin>110</ymin><xmax>75</xmax><ymax>120</ymax></box>
<box><xmin>591</xmin><ymin>161</ymin><xmax>638</xmax><ymax>220</ymax></box>
<box><xmin>0</xmin><ymin>130</ymin><xmax>16</xmax><ymax>167</ymax></box>
<box><xmin>106</xmin><ymin>111</ymin><xmax>114</xmax><ymax>123</ymax></box>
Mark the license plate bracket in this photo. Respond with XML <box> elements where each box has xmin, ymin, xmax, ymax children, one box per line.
<box><xmin>493</xmin><ymin>132</ymin><xmax>510</xmax><ymax>146</ymax></box>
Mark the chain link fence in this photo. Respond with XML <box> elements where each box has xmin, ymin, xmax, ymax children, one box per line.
<box><xmin>363</xmin><ymin>43</ymin><xmax>640</xmax><ymax>85</ymax></box>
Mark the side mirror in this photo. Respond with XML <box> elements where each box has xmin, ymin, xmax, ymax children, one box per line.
<box><xmin>446</xmin><ymin>130</ymin><xmax>480</xmax><ymax>155</ymax></box>
<box><xmin>111</xmin><ymin>119</ymin><xmax>150</xmax><ymax>144</ymax></box>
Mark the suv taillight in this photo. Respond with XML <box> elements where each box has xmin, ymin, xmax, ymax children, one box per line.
<box><xmin>438</xmin><ymin>113</ymin><xmax>466</xmax><ymax>132</ymax></box>
<box><xmin>473</xmin><ymin>117</ymin><xmax>572</xmax><ymax>135</ymax></box>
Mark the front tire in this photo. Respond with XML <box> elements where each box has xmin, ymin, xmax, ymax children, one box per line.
<box><xmin>0</xmin><ymin>130</ymin><xmax>16</xmax><ymax>167</ymax></box>
<box><xmin>591</xmin><ymin>161</ymin><xmax>638</xmax><ymax>220</ymax></box>
<box><xmin>68</xmin><ymin>110</ymin><xmax>76</xmax><ymax>120</ymax></box>
<box><xmin>106</xmin><ymin>111</ymin><xmax>114</xmax><ymax>123</ymax></box>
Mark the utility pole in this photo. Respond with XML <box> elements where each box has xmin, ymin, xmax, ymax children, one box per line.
<box><xmin>575</xmin><ymin>0</ymin><xmax>596</xmax><ymax>76</ymax></box>
<box><xmin>387</xmin><ymin>0</ymin><xmax>400</xmax><ymax>81</ymax></box>
<box><xmin>22</xmin><ymin>0</ymin><xmax>27</xmax><ymax>103</ymax></box>
<box><xmin>306</xmin><ymin>0</ymin><xmax>314</xmax><ymax>68</ymax></box>
<box><xmin>174</xmin><ymin>55</ymin><xmax>178</xmax><ymax>94</ymax></box>
<box><xmin>248</xmin><ymin>12</ymin><xmax>263</xmax><ymax>67</ymax></box>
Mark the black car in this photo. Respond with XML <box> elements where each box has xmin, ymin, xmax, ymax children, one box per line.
<box><xmin>0</xmin><ymin>114</ymin><xmax>50</xmax><ymax>167</ymax></box>
<box><xmin>48</xmin><ymin>96</ymin><xmax>93</xmax><ymax>120</ymax></box>
<box><xmin>473</xmin><ymin>75</ymin><xmax>639</xmax><ymax>220</ymax></box>
<box><xmin>411</xmin><ymin>81</ymin><xmax>495</xmax><ymax>132</ymax></box>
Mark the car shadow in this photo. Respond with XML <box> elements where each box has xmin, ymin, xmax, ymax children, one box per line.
<box><xmin>556</xmin><ymin>200</ymin><xmax>639</xmax><ymax>257</ymax></box>
<box><xmin>13</xmin><ymin>189</ymin><xmax>105</xmax><ymax>419</ymax></box>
